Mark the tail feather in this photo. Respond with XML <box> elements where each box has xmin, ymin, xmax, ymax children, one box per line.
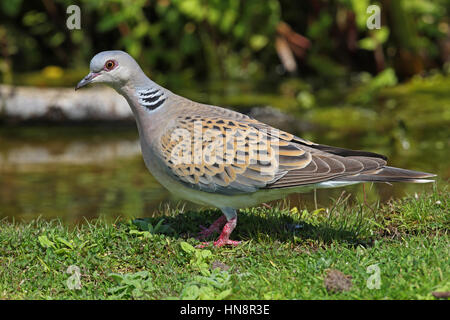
<box><xmin>335</xmin><ymin>166</ymin><xmax>436</xmax><ymax>183</ymax></box>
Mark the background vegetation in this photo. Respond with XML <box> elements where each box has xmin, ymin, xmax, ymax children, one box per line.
<box><xmin>1</xmin><ymin>0</ymin><xmax>449</xmax><ymax>87</ymax></box>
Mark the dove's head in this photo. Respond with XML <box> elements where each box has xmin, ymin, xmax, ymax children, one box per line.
<box><xmin>76</xmin><ymin>50</ymin><xmax>145</xmax><ymax>90</ymax></box>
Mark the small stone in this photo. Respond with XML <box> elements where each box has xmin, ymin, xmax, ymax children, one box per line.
<box><xmin>432</xmin><ymin>291</ymin><xmax>450</xmax><ymax>299</ymax></box>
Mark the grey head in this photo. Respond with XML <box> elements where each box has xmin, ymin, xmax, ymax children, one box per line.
<box><xmin>75</xmin><ymin>50</ymin><xmax>150</xmax><ymax>90</ymax></box>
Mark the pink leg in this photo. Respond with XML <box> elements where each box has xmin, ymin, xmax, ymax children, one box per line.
<box><xmin>196</xmin><ymin>216</ymin><xmax>241</xmax><ymax>248</ymax></box>
<box><xmin>213</xmin><ymin>217</ymin><xmax>240</xmax><ymax>247</ymax></box>
<box><xmin>196</xmin><ymin>215</ymin><xmax>227</xmax><ymax>240</ymax></box>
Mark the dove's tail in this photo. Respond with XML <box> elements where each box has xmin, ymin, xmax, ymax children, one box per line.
<box><xmin>334</xmin><ymin>166</ymin><xmax>436</xmax><ymax>184</ymax></box>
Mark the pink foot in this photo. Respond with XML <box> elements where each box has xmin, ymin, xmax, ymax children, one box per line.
<box><xmin>196</xmin><ymin>215</ymin><xmax>227</xmax><ymax>240</ymax></box>
<box><xmin>213</xmin><ymin>239</ymin><xmax>241</xmax><ymax>247</ymax></box>
<box><xmin>196</xmin><ymin>217</ymin><xmax>240</xmax><ymax>248</ymax></box>
<box><xmin>196</xmin><ymin>239</ymin><xmax>241</xmax><ymax>248</ymax></box>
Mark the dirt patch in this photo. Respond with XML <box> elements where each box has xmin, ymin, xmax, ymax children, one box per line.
<box><xmin>324</xmin><ymin>269</ymin><xmax>353</xmax><ymax>293</ymax></box>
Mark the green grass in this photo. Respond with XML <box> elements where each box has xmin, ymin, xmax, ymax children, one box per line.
<box><xmin>0</xmin><ymin>187</ymin><xmax>448</xmax><ymax>300</ymax></box>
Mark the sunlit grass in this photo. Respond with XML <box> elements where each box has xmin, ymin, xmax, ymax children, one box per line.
<box><xmin>0</xmin><ymin>187</ymin><xmax>448</xmax><ymax>299</ymax></box>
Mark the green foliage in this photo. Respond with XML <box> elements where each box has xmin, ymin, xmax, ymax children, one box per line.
<box><xmin>38</xmin><ymin>233</ymin><xmax>95</xmax><ymax>257</ymax></box>
<box><xmin>0</xmin><ymin>0</ymin><xmax>280</xmax><ymax>83</ymax></box>
<box><xmin>178</xmin><ymin>268</ymin><xmax>232</xmax><ymax>300</ymax></box>
<box><xmin>108</xmin><ymin>271</ymin><xmax>155</xmax><ymax>299</ymax></box>
<box><xmin>1</xmin><ymin>0</ymin><xmax>448</xmax><ymax>84</ymax></box>
<box><xmin>349</xmin><ymin>0</ymin><xmax>371</xmax><ymax>30</ymax></box>
<box><xmin>348</xmin><ymin>68</ymin><xmax>398</xmax><ymax>104</ymax></box>
<box><xmin>359</xmin><ymin>27</ymin><xmax>390</xmax><ymax>51</ymax></box>
<box><xmin>180</xmin><ymin>242</ymin><xmax>213</xmax><ymax>275</ymax></box>
<box><xmin>177</xmin><ymin>242</ymin><xmax>232</xmax><ymax>299</ymax></box>
<box><xmin>131</xmin><ymin>218</ymin><xmax>174</xmax><ymax>237</ymax></box>
<box><xmin>38</xmin><ymin>235</ymin><xmax>56</xmax><ymax>249</ymax></box>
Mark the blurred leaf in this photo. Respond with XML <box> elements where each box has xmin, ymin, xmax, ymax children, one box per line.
<box><xmin>308</xmin><ymin>12</ymin><xmax>333</xmax><ymax>40</ymax></box>
<box><xmin>371</xmin><ymin>68</ymin><xmax>398</xmax><ymax>88</ymax></box>
<box><xmin>250</xmin><ymin>35</ymin><xmax>269</xmax><ymax>51</ymax></box>
<box><xmin>296</xmin><ymin>91</ymin><xmax>315</xmax><ymax>109</ymax></box>
<box><xmin>307</xmin><ymin>54</ymin><xmax>346</xmax><ymax>78</ymax></box>
<box><xmin>49</xmin><ymin>33</ymin><xmax>65</xmax><ymax>47</ymax></box>
<box><xmin>42</xmin><ymin>66</ymin><xmax>64</xmax><ymax>79</ymax></box>
<box><xmin>359</xmin><ymin>37</ymin><xmax>377</xmax><ymax>51</ymax></box>
<box><xmin>1</xmin><ymin>0</ymin><xmax>23</xmax><ymax>17</ymax></box>
<box><xmin>350</xmin><ymin>0</ymin><xmax>370</xmax><ymax>30</ymax></box>
<box><xmin>22</xmin><ymin>11</ymin><xmax>46</xmax><ymax>26</ymax></box>
<box><xmin>374</xmin><ymin>27</ymin><xmax>390</xmax><ymax>43</ymax></box>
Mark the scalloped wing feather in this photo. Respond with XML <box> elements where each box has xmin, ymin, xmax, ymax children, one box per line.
<box><xmin>158</xmin><ymin>105</ymin><xmax>387</xmax><ymax>194</ymax></box>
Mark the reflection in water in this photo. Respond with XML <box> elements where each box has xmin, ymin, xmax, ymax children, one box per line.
<box><xmin>0</xmin><ymin>139</ymin><xmax>140</xmax><ymax>169</ymax></box>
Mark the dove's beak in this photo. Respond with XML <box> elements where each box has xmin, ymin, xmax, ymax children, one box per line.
<box><xmin>75</xmin><ymin>72</ymin><xmax>99</xmax><ymax>90</ymax></box>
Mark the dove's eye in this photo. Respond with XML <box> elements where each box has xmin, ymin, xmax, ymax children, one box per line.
<box><xmin>104</xmin><ymin>60</ymin><xmax>116</xmax><ymax>71</ymax></box>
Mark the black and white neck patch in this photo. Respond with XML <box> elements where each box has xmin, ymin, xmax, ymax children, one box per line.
<box><xmin>137</xmin><ymin>88</ymin><xmax>166</xmax><ymax>111</ymax></box>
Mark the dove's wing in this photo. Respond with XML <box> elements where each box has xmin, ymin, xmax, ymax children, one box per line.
<box><xmin>157</xmin><ymin>104</ymin><xmax>389</xmax><ymax>195</ymax></box>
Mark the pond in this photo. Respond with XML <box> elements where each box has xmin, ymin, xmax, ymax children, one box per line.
<box><xmin>0</xmin><ymin>77</ymin><xmax>448</xmax><ymax>224</ymax></box>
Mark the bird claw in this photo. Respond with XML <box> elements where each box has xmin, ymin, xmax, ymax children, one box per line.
<box><xmin>195</xmin><ymin>239</ymin><xmax>241</xmax><ymax>248</ymax></box>
<box><xmin>195</xmin><ymin>242</ymin><xmax>211</xmax><ymax>249</ymax></box>
<box><xmin>195</xmin><ymin>215</ymin><xmax>236</xmax><ymax>245</ymax></box>
<box><xmin>214</xmin><ymin>239</ymin><xmax>241</xmax><ymax>247</ymax></box>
